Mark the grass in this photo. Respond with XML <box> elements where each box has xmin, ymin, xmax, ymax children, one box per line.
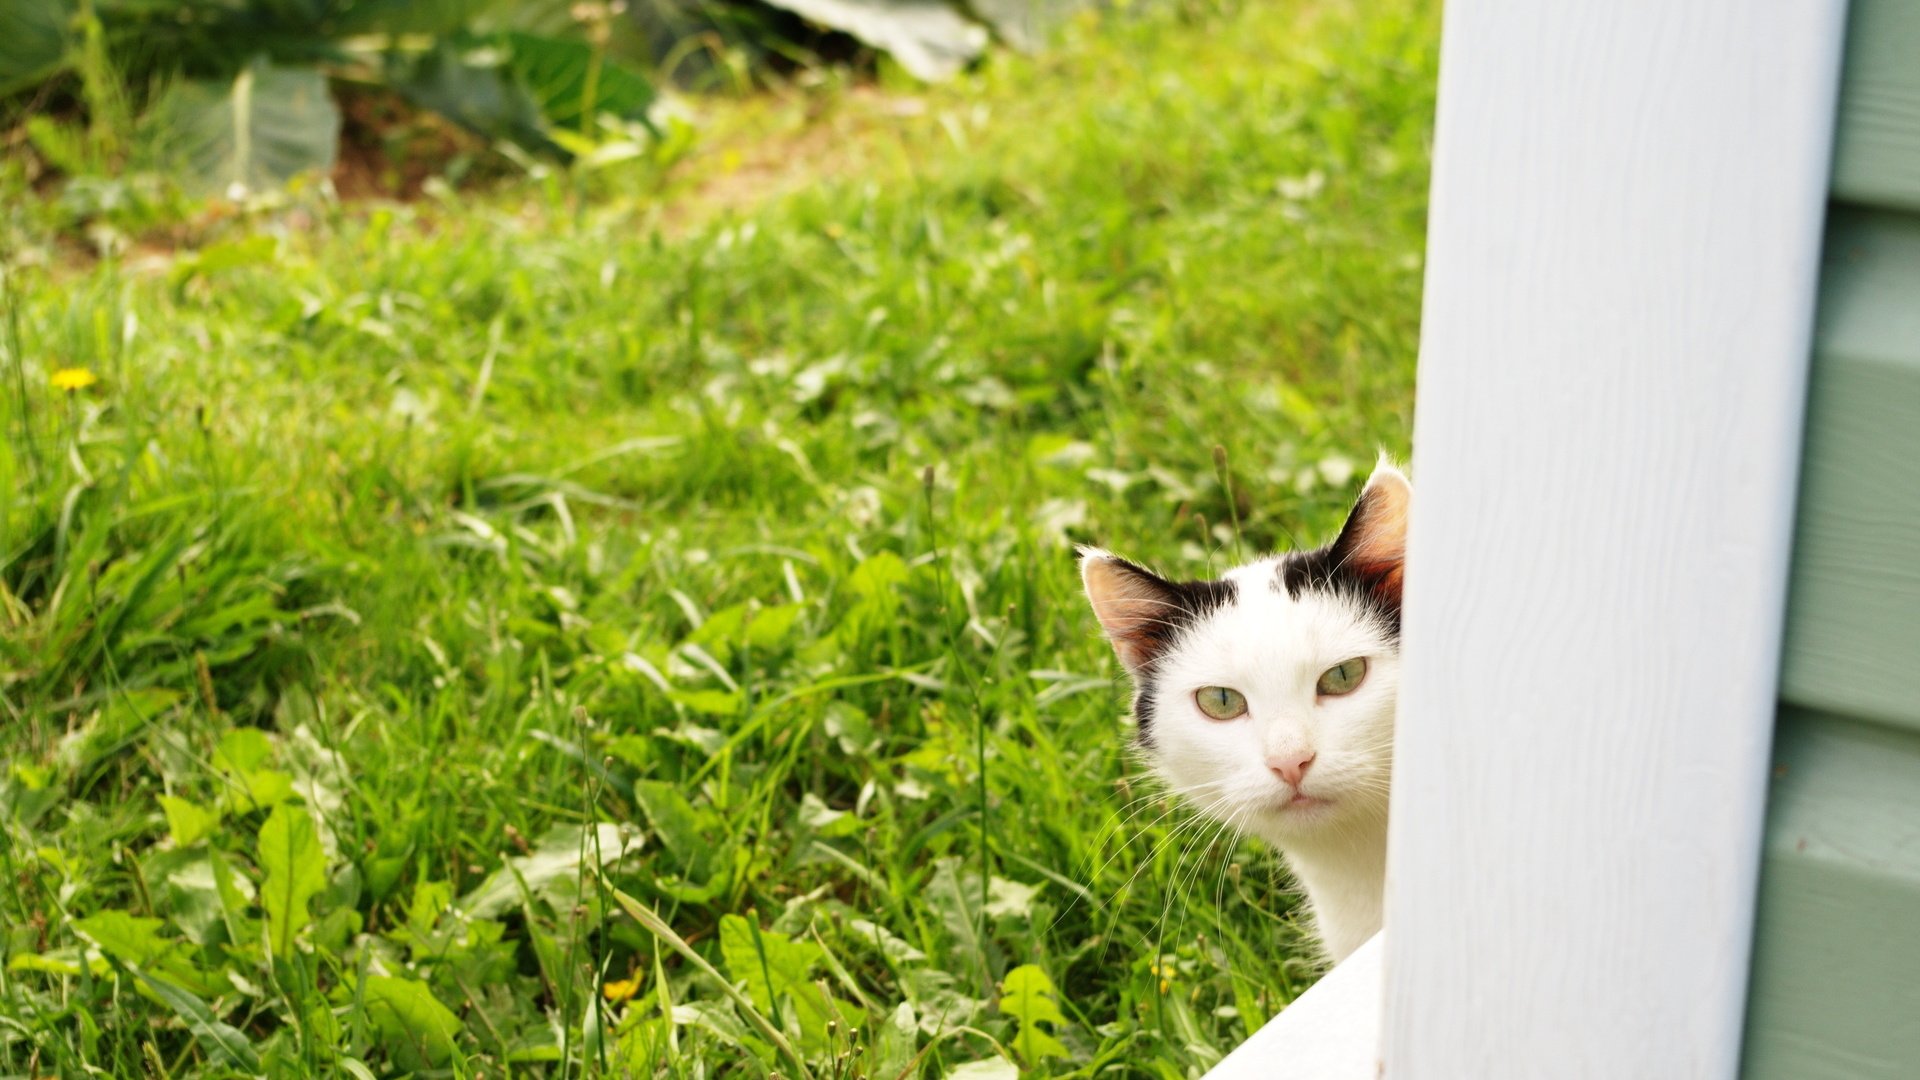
<box><xmin>0</xmin><ymin>1</ymin><xmax>1436</xmax><ymax>1075</ymax></box>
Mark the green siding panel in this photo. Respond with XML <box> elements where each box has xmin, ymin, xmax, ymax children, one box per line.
<box><xmin>1742</xmin><ymin>710</ymin><xmax>1920</xmax><ymax>1079</ymax></box>
<box><xmin>1779</xmin><ymin>208</ymin><xmax>1920</xmax><ymax>732</ymax></box>
<box><xmin>1832</xmin><ymin>0</ymin><xmax>1920</xmax><ymax>211</ymax></box>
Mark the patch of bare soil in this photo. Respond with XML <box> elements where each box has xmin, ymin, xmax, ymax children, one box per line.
<box><xmin>330</xmin><ymin>88</ymin><xmax>501</xmax><ymax>202</ymax></box>
<box><xmin>656</xmin><ymin>84</ymin><xmax>933</xmax><ymax>227</ymax></box>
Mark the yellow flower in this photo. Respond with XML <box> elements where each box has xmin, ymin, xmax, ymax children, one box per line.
<box><xmin>602</xmin><ymin>976</ymin><xmax>642</xmax><ymax>1003</ymax></box>
<box><xmin>51</xmin><ymin>368</ymin><xmax>98</xmax><ymax>392</ymax></box>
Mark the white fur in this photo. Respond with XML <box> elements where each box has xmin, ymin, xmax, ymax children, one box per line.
<box><xmin>1139</xmin><ymin>558</ymin><xmax>1398</xmax><ymax>962</ymax></box>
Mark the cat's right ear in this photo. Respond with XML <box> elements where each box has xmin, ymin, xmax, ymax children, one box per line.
<box><xmin>1327</xmin><ymin>457</ymin><xmax>1411</xmax><ymax>611</ymax></box>
<box><xmin>1079</xmin><ymin>547</ymin><xmax>1182</xmax><ymax>675</ymax></box>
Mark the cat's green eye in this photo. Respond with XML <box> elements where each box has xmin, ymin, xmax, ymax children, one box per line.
<box><xmin>1316</xmin><ymin>658</ymin><xmax>1368</xmax><ymax>697</ymax></box>
<box><xmin>1194</xmin><ymin>686</ymin><xmax>1248</xmax><ymax>720</ymax></box>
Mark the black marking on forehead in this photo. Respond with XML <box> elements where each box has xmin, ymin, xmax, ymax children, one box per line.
<box><xmin>1125</xmin><ymin>571</ymin><xmax>1236</xmax><ymax>749</ymax></box>
<box><xmin>1168</xmin><ymin>576</ymin><xmax>1236</xmax><ymax>621</ymax></box>
<box><xmin>1274</xmin><ymin>545</ymin><xmax>1402</xmax><ymax>637</ymax></box>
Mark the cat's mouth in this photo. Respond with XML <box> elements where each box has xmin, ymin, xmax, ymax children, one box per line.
<box><xmin>1272</xmin><ymin>792</ymin><xmax>1333</xmax><ymax>814</ymax></box>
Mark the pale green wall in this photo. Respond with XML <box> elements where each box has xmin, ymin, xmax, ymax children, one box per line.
<box><xmin>1742</xmin><ymin>0</ymin><xmax>1920</xmax><ymax>1074</ymax></box>
<box><xmin>1829</xmin><ymin>0</ymin><xmax>1920</xmax><ymax>214</ymax></box>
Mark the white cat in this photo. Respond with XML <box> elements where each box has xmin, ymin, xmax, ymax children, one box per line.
<box><xmin>1079</xmin><ymin>460</ymin><xmax>1409</xmax><ymax>962</ymax></box>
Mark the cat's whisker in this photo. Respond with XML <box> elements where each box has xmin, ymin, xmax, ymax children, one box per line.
<box><xmin>1059</xmin><ymin>775</ymin><xmax>1244</xmax><ymax>933</ymax></box>
<box><xmin>1093</xmin><ymin>795</ymin><xmax>1239</xmax><ymax>962</ymax></box>
<box><xmin>1153</xmin><ymin>798</ymin><xmax>1247</xmax><ymax>951</ymax></box>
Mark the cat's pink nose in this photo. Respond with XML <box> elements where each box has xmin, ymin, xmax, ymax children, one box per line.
<box><xmin>1268</xmin><ymin>752</ymin><xmax>1316</xmax><ymax>787</ymax></box>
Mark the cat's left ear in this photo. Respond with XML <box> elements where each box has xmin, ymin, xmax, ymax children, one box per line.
<box><xmin>1328</xmin><ymin>457</ymin><xmax>1411</xmax><ymax>608</ymax></box>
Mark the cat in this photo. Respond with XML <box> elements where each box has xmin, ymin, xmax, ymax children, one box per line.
<box><xmin>1079</xmin><ymin>459</ymin><xmax>1409</xmax><ymax>962</ymax></box>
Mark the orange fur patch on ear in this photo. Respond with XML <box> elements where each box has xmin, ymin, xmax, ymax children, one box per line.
<box><xmin>1080</xmin><ymin>549</ymin><xmax>1181</xmax><ymax>673</ymax></box>
<box><xmin>1337</xmin><ymin>463</ymin><xmax>1411</xmax><ymax>604</ymax></box>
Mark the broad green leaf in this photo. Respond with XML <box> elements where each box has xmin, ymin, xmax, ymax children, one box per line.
<box><xmin>235</xmin><ymin>768</ymin><xmax>295</xmax><ymax>812</ymax></box>
<box><xmin>167</xmin><ymin>234</ymin><xmax>278</xmax><ymax>288</ymax></box>
<box><xmin>408</xmin><ymin>879</ymin><xmax>455</xmax><ymax>939</ymax></box>
<box><xmin>459</xmin><ymin>821</ymin><xmax>643</xmax><ymax>919</ymax></box>
<box><xmin>500</xmin><ymin>30</ymin><xmax>655</xmax><ymax>132</ymax></box>
<box><xmin>0</xmin><ymin>0</ymin><xmax>68</xmax><ymax>97</ymax></box>
<box><xmin>213</xmin><ymin>728</ymin><xmax>273</xmax><ymax>774</ymax></box>
<box><xmin>335</xmin><ymin>0</ymin><xmax>504</xmax><ymax>35</ymax></box>
<box><xmin>359</xmin><ymin>975</ymin><xmax>463</xmax><ymax>1068</ymax></box>
<box><xmin>668</xmin><ymin>688</ymin><xmax>742</xmax><ymax>716</ymax></box>
<box><xmin>745</xmin><ymin>604</ymin><xmax>803</xmax><ymax>649</ymax></box>
<box><xmin>798</xmin><ymin>793</ymin><xmax>861</xmax><ymax>838</ymax></box>
<box><xmin>999</xmin><ymin>965</ymin><xmax>1068</xmax><ymax>1026</ymax></box>
<box><xmin>923</xmin><ymin>857</ymin><xmax>987</xmax><ymax>969</ymax></box>
<box><xmin>631</xmin><ymin>780</ymin><xmax>712</xmax><ymax>867</ymax></box>
<box><xmin>159</xmin><ymin>795</ymin><xmax>218</xmax><ymax>847</ymax></box>
<box><xmin>985</xmin><ymin>876</ymin><xmax>1040</xmax><ymax>919</ymax></box>
<box><xmin>789</xmin><ymin>981</ymin><xmax>865</xmax><ymax>1056</ymax></box>
<box><xmin>257</xmin><ymin>803</ymin><xmax>326</xmax><ymax>958</ymax></box>
<box><xmin>209</xmin><ymin>847</ymin><xmax>257</xmax><ymax>949</ymax></box>
<box><xmin>389</xmin><ymin>39</ymin><xmax>551</xmax><ymax>152</ymax></box>
<box><xmin>153</xmin><ymin>58</ymin><xmax>339</xmax><ymax>198</ymax></box>
<box><xmin>505</xmin><ymin>1043</ymin><xmax>565</xmax><ymax>1064</ymax></box>
<box><xmin>713</xmin><ymin>914</ymin><xmax>860</xmax><ymax>1054</ymax></box>
<box><xmin>365</xmin><ymin>851</ymin><xmax>409</xmax><ymax>901</ymax></box>
<box><xmin>8</xmin><ymin>950</ymin><xmax>108</xmax><ymax>977</ymax></box>
<box><xmin>718</xmin><ymin>914</ymin><xmax>822</xmax><ymax>1017</ymax></box>
<box><xmin>152</xmin><ymin>852</ymin><xmax>228</xmax><ymax>945</ymax></box>
<box><xmin>845</xmin><ymin>917</ymin><xmax>927</xmax><ymax>963</ymax></box>
<box><xmin>1</xmin><ymin>761</ymin><xmax>60</xmax><ymax>827</ymax></box>
<box><xmin>823</xmin><ymin>702</ymin><xmax>877</xmax><ymax>754</ymax></box>
<box><xmin>999</xmin><ymin>964</ymin><xmax>1071</xmax><ymax>1063</ymax></box>
<box><xmin>106</xmin><ymin>687</ymin><xmax>183</xmax><ymax>727</ymax></box>
<box><xmin>847</xmin><ymin>551</ymin><xmax>909</xmax><ymax>599</ymax></box>
<box><xmin>872</xmin><ymin>1001</ymin><xmax>920</xmax><ymax>1079</ymax></box>
<box><xmin>670</xmin><ymin>998</ymin><xmax>754</xmax><ymax>1047</ymax></box>
<box><xmin>686</xmin><ymin>602</ymin><xmax>747</xmax><ymax>659</ymax></box>
<box><xmin>312</xmin><ymin>903</ymin><xmax>363</xmax><ymax>955</ymax></box>
<box><xmin>946</xmin><ymin>1059</ymin><xmax>1018</xmax><ymax>1080</ymax></box>
<box><xmin>72</xmin><ymin>910</ymin><xmax>172</xmax><ymax>966</ymax></box>
<box><xmin>135</xmin><ymin>970</ymin><xmax>262</xmax><ymax>1073</ymax></box>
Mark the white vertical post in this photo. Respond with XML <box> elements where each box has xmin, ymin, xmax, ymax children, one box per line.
<box><xmin>1385</xmin><ymin>3</ymin><xmax>1847</xmax><ymax>1078</ymax></box>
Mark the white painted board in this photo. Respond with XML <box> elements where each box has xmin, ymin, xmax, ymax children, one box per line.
<box><xmin>1382</xmin><ymin>2</ymin><xmax>1846</xmax><ymax>1078</ymax></box>
<box><xmin>1207</xmin><ymin>933</ymin><xmax>1383</xmax><ymax>1080</ymax></box>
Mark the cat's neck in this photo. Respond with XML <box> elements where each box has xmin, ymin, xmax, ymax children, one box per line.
<box><xmin>1258</xmin><ymin>816</ymin><xmax>1388</xmax><ymax>963</ymax></box>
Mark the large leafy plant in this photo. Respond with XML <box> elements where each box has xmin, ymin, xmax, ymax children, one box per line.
<box><xmin>4</xmin><ymin>0</ymin><xmax>1097</xmax><ymax>199</ymax></box>
<box><xmin>5</xmin><ymin>0</ymin><xmax>660</xmax><ymax>195</ymax></box>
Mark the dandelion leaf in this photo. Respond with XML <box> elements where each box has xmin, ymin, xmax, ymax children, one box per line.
<box><xmin>359</xmin><ymin>975</ymin><xmax>463</xmax><ymax>1068</ymax></box>
<box><xmin>999</xmin><ymin>964</ymin><xmax>1071</xmax><ymax>1063</ymax></box>
<box><xmin>257</xmin><ymin>803</ymin><xmax>326</xmax><ymax>958</ymax></box>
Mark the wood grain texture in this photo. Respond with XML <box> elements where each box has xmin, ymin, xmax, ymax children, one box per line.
<box><xmin>1381</xmin><ymin>3</ymin><xmax>1846</xmax><ymax>1077</ymax></box>
<box><xmin>1741</xmin><ymin>710</ymin><xmax>1920</xmax><ymax>1079</ymax></box>
<box><xmin>1778</xmin><ymin>208</ymin><xmax>1920</xmax><ymax>732</ymax></box>
<box><xmin>1831</xmin><ymin>0</ymin><xmax>1920</xmax><ymax>212</ymax></box>
<box><xmin>1209</xmin><ymin>933</ymin><xmax>1382</xmax><ymax>1080</ymax></box>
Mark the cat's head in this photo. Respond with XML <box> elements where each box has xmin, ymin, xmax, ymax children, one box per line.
<box><xmin>1079</xmin><ymin>460</ymin><xmax>1410</xmax><ymax>844</ymax></box>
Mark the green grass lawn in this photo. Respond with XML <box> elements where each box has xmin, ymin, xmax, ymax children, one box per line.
<box><xmin>0</xmin><ymin>1</ymin><xmax>1434</xmax><ymax>1075</ymax></box>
